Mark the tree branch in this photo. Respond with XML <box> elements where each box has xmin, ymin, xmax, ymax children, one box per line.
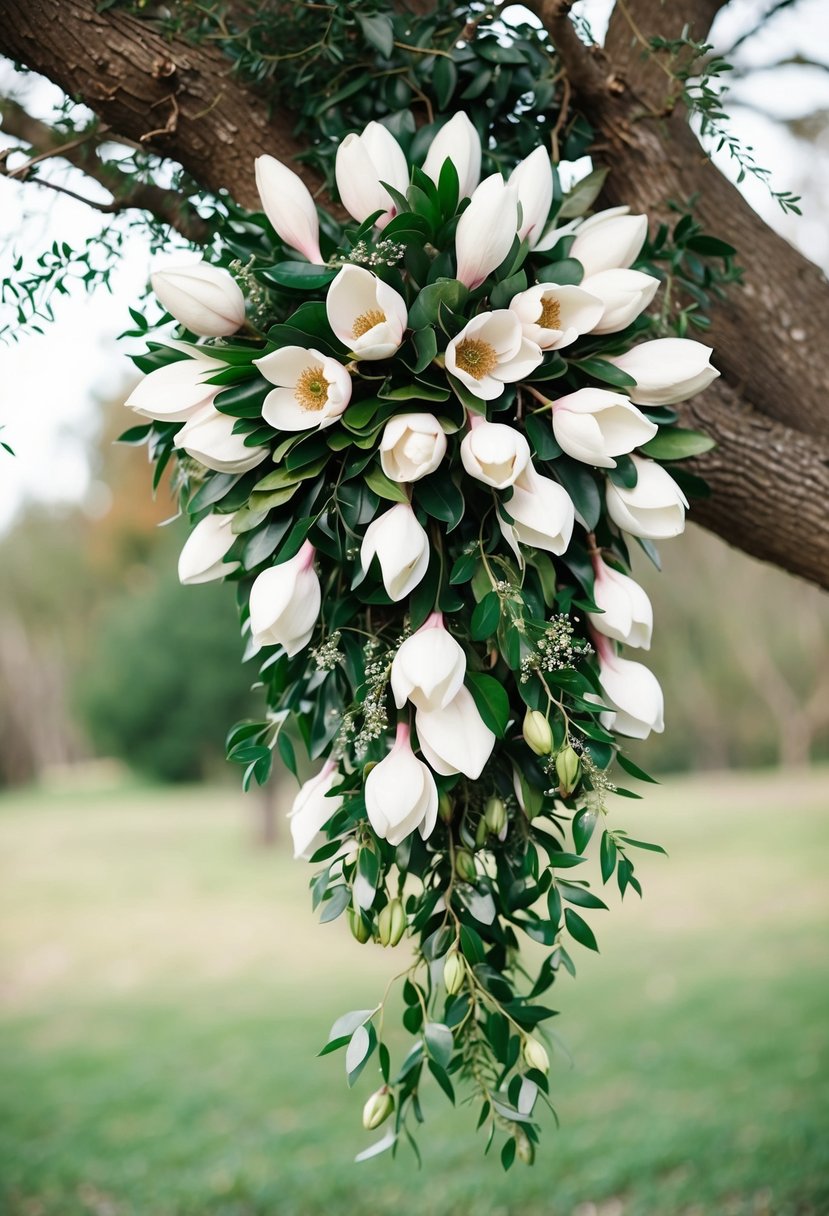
<box><xmin>1</xmin><ymin>97</ymin><xmax>212</xmax><ymax>241</ymax></box>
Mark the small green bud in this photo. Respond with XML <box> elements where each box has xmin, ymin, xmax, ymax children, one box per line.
<box><xmin>554</xmin><ymin>745</ymin><xmax>581</xmax><ymax>797</ymax></box>
<box><xmin>454</xmin><ymin>848</ymin><xmax>477</xmax><ymax>883</ymax></box>
<box><xmin>377</xmin><ymin>898</ymin><xmax>406</xmax><ymax>947</ymax></box>
<box><xmin>443</xmin><ymin>949</ymin><xmax>466</xmax><ymax>995</ymax></box>
<box><xmin>475</xmin><ymin>816</ymin><xmax>488</xmax><ymax>846</ymax></box>
<box><xmin>523</xmin><ymin>1034</ymin><xmax>550</xmax><ymax>1075</ymax></box>
<box><xmin>347</xmin><ymin>907</ymin><xmax>370</xmax><ymax>944</ymax></box>
<box><xmin>362</xmin><ymin>1086</ymin><xmax>394</xmax><ymax>1130</ymax></box>
<box><xmin>438</xmin><ymin>791</ymin><xmax>454</xmax><ymax>824</ymax></box>
<box><xmin>523</xmin><ymin>710</ymin><xmax>553</xmax><ymax>756</ymax></box>
<box><xmin>515</xmin><ymin>1128</ymin><xmax>535</xmax><ymax>1165</ymax></box>
<box><xmin>484</xmin><ymin>796</ymin><xmax>507</xmax><ymax>836</ymax></box>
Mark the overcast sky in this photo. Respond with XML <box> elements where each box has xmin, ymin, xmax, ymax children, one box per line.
<box><xmin>1</xmin><ymin>0</ymin><xmax>827</xmax><ymax>534</ymax></box>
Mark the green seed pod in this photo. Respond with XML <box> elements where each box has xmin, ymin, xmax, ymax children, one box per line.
<box><xmin>555</xmin><ymin>745</ymin><xmax>581</xmax><ymax>797</ymax></box>
<box><xmin>438</xmin><ymin>791</ymin><xmax>454</xmax><ymax>824</ymax></box>
<box><xmin>522</xmin><ymin>709</ymin><xmax>553</xmax><ymax>756</ymax></box>
<box><xmin>443</xmin><ymin>949</ymin><xmax>466</xmax><ymax>995</ymax></box>
<box><xmin>347</xmin><ymin>907</ymin><xmax>370</xmax><ymax>944</ymax></box>
<box><xmin>475</xmin><ymin>816</ymin><xmax>488</xmax><ymax>846</ymax></box>
<box><xmin>454</xmin><ymin>848</ymin><xmax>477</xmax><ymax>883</ymax></box>
<box><xmin>377</xmin><ymin>897</ymin><xmax>406</xmax><ymax>947</ymax></box>
<box><xmin>484</xmin><ymin>796</ymin><xmax>507</xmax><ymax>836</ymax></box>
<box><xmin>362</xmin><ymin>1086</ymin><xmax>394</xmax><ymax>1130</ymax></box>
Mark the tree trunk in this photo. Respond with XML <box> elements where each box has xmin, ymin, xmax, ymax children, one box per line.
<box><xmin>2</xmin><ymin>0</ymin><xmax>828</xmax><ymax>587</ymax></box>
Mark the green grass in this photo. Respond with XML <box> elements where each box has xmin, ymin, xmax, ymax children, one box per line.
<box><xmin>1</xmin><ymin>769</ymin><xmax>828</xmax><ymax>1216</ymax></box>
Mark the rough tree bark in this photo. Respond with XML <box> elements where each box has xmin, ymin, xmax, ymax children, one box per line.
<box><xmin>2</xmin><ymin>0</ymin><xmax>827</xmax><ymax>587</ymax></box>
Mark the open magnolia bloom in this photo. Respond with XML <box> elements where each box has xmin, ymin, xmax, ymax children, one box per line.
<box><xmin>509</xmin><ymin>282</ymin><xmax>604</xmax><ymax>350</ymax></box>
<box><xmin>255</xmin><ymin>346</ymin><xmax>351</xmax><ymax>431</ymax></box>
<box><xmin>365</xmin><ymin>724</ymin><xmax>438</xmax><ymax>845</ymax></box>
<box><xmin>446</xmin><ymin>310</ymin><xmax>542</xmax><ymax>400</ymax></box>
<box><xmin>125</xmin><ymin>113</ymin><xmax>724</xmax><ymax>1165</ymax></box>
<box><xmin>326</xmin><ymin>265</ymin><xmax>407</xmax><ymax>360</ymax></box>
<box><xmin>551</xmin><ymin>387</ymin><xmax>657</xmax><ymax>468</ymax></box>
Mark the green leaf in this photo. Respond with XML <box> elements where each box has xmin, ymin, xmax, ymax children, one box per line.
<box><xmin>470</xmin><ymin>591</ymin><xmax>500</xmax><ymax>641</ymax></box>
<box><xmin>357</xmin><ymin>11</ymin><xmax>394</xmax><ymax>57</ymax></box>
<box><xmin>411</xmin><ymin>327</ymin><xmax>438</xmax><ymax>374</ymax></box>
<box><xmin>364</xmin><ymin>464</ymin><xmax>409</xmax><ymax>503</ymax></box>
<box><xmin>260</xmin><ymin>262</ymin><xmax>336</xmax><ymax>290</ymax></box>
<box><xmin>619</xmin><ymin>835</ymin><xmax>668</xmax><ymax>855</ymax></box>
<box><xmin>572</xmin><ymin>807</ymin><xmax>598</xmax><ymax>853</ymax></box>
<box><xmin>685</xmin><ymin>235</ymin><xmax>737</xmax><ymax>258</ymax></box>
<box><xmin>424</xmin><ymin>1022</ymin><xmax>454</xmax><ymax>1070</ymax></box>
<box><xmin>573</xmin><ymin>357</ymin><xmax>636</xmax><ymax>388</ymax></box>
<box><xmin>558</xmin><ymin>881</ymin><xmax>608</xmax><ymax>911</ymax></box>
<box><xmin>616</xmin><ymin>754</ymin><xmax>659</xmax><ymax>784</ymax></box>
<box><xmin>535</xmin><ymin>259</ymin><xmax>583</xmax><ymax>286</ymax></box>
<box><xmin>640</xmin><ymin>428</ymin><xmax>716</xmax><ymax>460</ymax></box>
<box><xmin>558</xmin><ymin>167</ymin><xmax>609</xmax><ymax>218</ymax></box>
<box><xmin>433</xmin><ymin>56</ymin><xmax>458</xmax><ymax>110</ymax></box>
<box><xmin>524</xmin><ymin>412</ymin><xmax>561</xmax><ymax>461</ymax></box>
<box><xmin>466</xmin><ymin>673</ymin><xmax>510</xmax><ymax>737</ymax></box>
<box><xmin>428</xmin><ymin>1059</ymin><xmax>456</xmax><ymax>1105</ymax></box>
<box><xmin>552</xmin><ymin>461</ymin><xmax>601</xmax><ymax>531</ymax></box>
<box><xmin>408</xmin><ymin>278</ymin><xmax>468</xmax><ymax>329</ymax></box>
<box><xmin>319</xmin><ymin>883</ymin><xmax>350</xmax><ymax>924</ymax></box>
<box><xmin>415</xmin><ymin>472</ymin><xmax>464</xmax><ymax>528</ymax></box>
<box><xmin>599</xmin><ymin>832</ymin><xmax>617</xmax><ymax>884</ymax></box>
<box><xmin>346</xmin><ymin>1022</ymin><xmax>376</xmax><ymax>1086</ymax></box>
<box><xmin>564</xmin><ymin>907</ymin><xmax>599</xmax><ymax>952</ymax></box>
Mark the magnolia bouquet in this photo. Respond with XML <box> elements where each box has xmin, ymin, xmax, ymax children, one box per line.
<box><xmin>123</xmin><ymin>111</ymin><xmax>718</xmax><ymax>1167</ymax></box>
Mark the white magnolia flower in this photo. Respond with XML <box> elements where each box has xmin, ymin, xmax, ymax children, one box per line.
<box><xmin>460</xmin><ymin>417</ymin><xmax>531</xmax><ymax>489</ymax></box>
<box><xmin>569</xmin><ymin>206</ymin><xmax>648</xmax><ymax>277</ymax></box>
<box><xmin>360</xmin><ymin>503</ymin><xmax>430</xmax><ymax>601</ymax></box>
<box><xmin>254</xmin><ymin>346</ymin><xmax>351</xmax><ymax>431</ymax></box>
<box><xmin>596</xmin><ymin>640</ymin><xmax>664</xmax><ymax>739</ymax></box>
<box><xmin>326</xmin><ymin>265</ymin><xmax>407</xmax><ymax>360</ymax></box>
<box><xmin>605</xmin><ymin>454</ymin><xmax>688</xmax><ymax>539</ymax></box>
<box><xmin>509</xmin><ymin>282</ymin><xmax>604</xmax><ymax>351</ymax></box>
<box><xmin>607</xmin><ymin>338</ymin><xmax>719</xmax><ymax>406</ymax></box>
<box><xmin>175</xmin><ymin>404</ymin><xmax>269</xmax><ymax>474</ymax></box>
<box><xmin>380</xmin><ymin>413</ymin><xmax>447</xmax><ymax>483</ymax></box>
<box><xmin>503</xmin><ymin>463</ymin><xmax>575</xmax><ymax>555</ymax></box>
<box><xmin>445</xmin><ymin>310</ymin><xmax>542</xmax><ymax>401</ymax></box>
<box><xmin>391</xmin><ymin>613</ymin><xmax>466</xmax><ymax>711</ymax></box>
<box><xmin>551</xmin><ymin>387</ymin><xmax>657</xmax><ymax>468</ymax></box>
<box><xmin>365</xmin><ymin>723</ymin><xmax>439</xmax><ymax>845</ymax></box>
<box><xmin>248</xmin><ymin>541</ymin><xmax>321</xmax><ymax>656</ymax></box>
<box><xmin>533</xmin><ymin>216</ymin><xmax>581</xmax><ymax>254</ymax></box>
<box><xmin>178</xmin><ymin>512</ymin><xmax>240</xmax><ymax>585</ymax></box>
<box><xmin>335</xmin><ymin>121</ymin><xmax>409</xmax><ymax>228</ymax></box>
<box><xmin>455</xmin><ymin>173</ymin><xmax>519</xmax><ymax>289</ymax></box>
<box><xmin>581</xmin><ymin>268</ymin><xmax>660</xmax><ymax>334</ymax></box>
<box><xmin>288</xmin><ymin>761</ymin><xmax>343</xmax><ymax>860</ymax></box>
<box><xmin>415</xmin><ymin>685</ymin><xmax>495</xmax><ymax>780</ymax></box>
<box><xmin>124</xmin><ymin>344</ymin><xmax>224</xmax><ymax>422</ymax></box>
<box><xmin>588</xmin><ymin>554</ymin><xmax>653</xmax><ymax>649</ymax></box>
<box><xmin>422</xmin><ymin>112</ymin><xmax>481</xmax><ymax>198</ymax></box>
<box><xmin>255</xmin><ymin>155</ymin><xmax>323</xmax><ymax>264</ymax></box>
<box><xmin>509</xmin><ymin>145</ymin><xmax>554</xmax><ymax>249</ymax></box>
<box><xmin>151</xmin><ymin>260</ymin><xmax>245</xmax><ymax>338</ymax></box>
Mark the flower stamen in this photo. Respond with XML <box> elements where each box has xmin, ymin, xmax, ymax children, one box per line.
<box><xmin>294</xmin><ymin>366</ymin><xmax>329</xmax><ymax>411</ymax></box>
<box><xmin>538</xmin><ymin>296</ymin><xmax>561</xmax><ymax>330</ymax></box>
<box><xmin>453</xmin><ymin>338</ymin><xmax>499</xmax><ymax>380</ymax></box>
<box><xmin>352</xmin><ymin>308</ymin><xmax>386</xmax><ymax>339</ymax></box>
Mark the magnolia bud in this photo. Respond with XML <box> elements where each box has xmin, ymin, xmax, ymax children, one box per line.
<box><xmin>377</xmin><ymin>898</ymin><xmax>406</xmax><ymax>947</ymax></box>
<box><xmin>484</xmin><ymin>796</ymin><xmax>507</xmax><ymax>836</ymax></box>
<box><xmin>523</xmin><ymin>1035</ymin><xmax>550</xmax><ymax>1075</ymax></box>
<box><xmin>515</xmin><ymin>1129</ymin><xmax>535</xmax><ymax>1165</ymax></box>
<box><xmin>523</xmin><ymin>710</ymin><xmax>553</xmax><ymax>757</ymax></box>
<box><xmin>455</xmin><ymin>849</ymin><xmax>477</xmax><ymax>883</ymax></box>
<box><xmin>555</xmin><ymin>746</ymin><xmax>581</xmax><ymax>797</ymax></box>
<box><xmin>438</xmin><ymin>791</ymin><xmax>454</xmax><ymax>824</ymax></box>
<box><xmin>348</xmin><ymin>908</ymin><xmax>371</xmax><ymax>944</ymax></box>
<box><xmin>443</xmin><ymin>950</ymin><xmax>466</xmax><ymax>995</ymax></box>
<box><xmin>362</xmin><ymin>1086</ymin><xmax>394</xmax><ymax>1131</ymax></box>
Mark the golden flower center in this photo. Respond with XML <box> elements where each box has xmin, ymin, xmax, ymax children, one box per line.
<box><xmin>454</xmin><ymin>338</ymin><xmax>499</xmax><ymax>380</ymax></box>
<box><xmin>352</xmin><ymin>308</ymin><xmax>386</xmax><ymax>339</ymax></box>
<box><xmin>294</xmin><ymin>365</ymin><xmax>328</xmax><ymax>411</ymax></box>
<box><xmin>538</xmin><ymin>296</ymin><xmax>561</xmax><ymax>330</ymax></box>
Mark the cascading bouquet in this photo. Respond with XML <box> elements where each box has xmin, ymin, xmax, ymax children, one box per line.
<box><xmin>122</xmin><ymin>111</ymin><xmax>718</xmax><ymax>1167</ymax></box>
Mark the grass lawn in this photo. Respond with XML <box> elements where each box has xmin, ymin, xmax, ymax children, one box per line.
<box><xmin>0</xmin><ymin>768</ymin><xmax>827</xmax><ymax>1216</ymax></box>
